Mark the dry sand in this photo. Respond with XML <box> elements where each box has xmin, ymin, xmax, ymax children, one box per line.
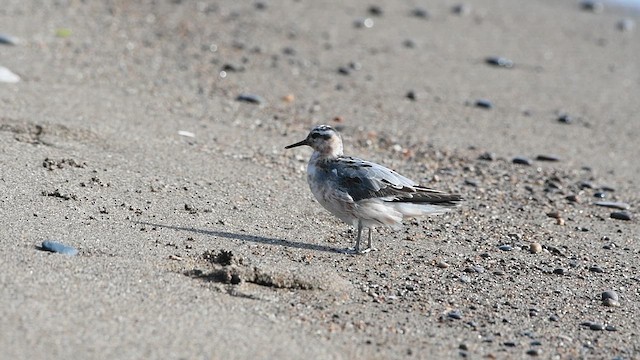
<box><xmin>1</xmin><ymin>0</ymin><xmax>639</xmax><ymax>358</ymax></box>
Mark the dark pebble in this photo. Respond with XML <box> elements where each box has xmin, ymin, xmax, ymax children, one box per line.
<box><xmin>478</xmin><ymin>152</ymin><xmax>496</xmax><ymax>161</ymax></box>
<box><xmin>593</xmin><ymin>192</ymin><xmax>606</xmax><ymax>198</ymax></box>
<box><xmin>411</xmin><ymin>7</ymin><xmax>430</xmax><ymax>18</ymax></box>
<box><xmin>464</xmin><ymin>179</ymin><xmax>478</xmax><ymax>187</ymax></box>
<box><xmin>605</xmin><ymin>325</ymin><xmax>617</xmax><ymax>331</ymax></box>
<box><xmin>452</xmin><ymin>4</ymin><xmax>471</xmax><ymax>15</ymax></box>
<box><xmin>578</xmin><ymin>181</ymin><xmax>595</xmax><ymax>189</ymax></box>
<box><xmin>589</xmin><ymin>323</ymin><xmax>605</xmax><ymax>331</ymax></box>
<box><xmin>581</xmin><ymin>0</ymin><xmax>604</xmax><ymax>13</ymax></box>
<box><xmin>557</xmin><ymin>114</ymin><xmax>573</xmax><ymax>124</ymax></box>
<box><xmin>236</xmin><ymin>93</ymin><xmax>264</xmax><ymax>104</ymax></box>
<box><xmin>0</xmin><ymin>33</ymin><xmax>19</xmax><ymax>46</ymax></box>
<box><xmin>553</xmin><ymin>268</ymin><xmax>567</xmax><ymax>275</ymax></box>
<box><xmin>603</xmin><ymin>298</ymin><xmax>620</xmax><ymax>307</ymax></box>
<box><xmin>512</xmin><ymin>156</ymin><xmax>533</xmax><ymax>166</ymax></box>
<box><xmin>599</xmin><ymin>185</ymin><xmax>615</xmax><ymax>192</ymax></box>
<box><xmin>406</xmin><ymin>90</ymin><xmax>417</xmax><ymax>101</ymax></box>
<box><xmin>549</xmin><ymin>315</ymin><xmax>559</xmax><ymax>322</ymax></box>
<box><xmin>448</xmin><ymin>310</ymin><xmax>463</xmax><ymax>320</ymax></box>
<box><xmin>486</xmin><ymin>56</ymin><xmax>514</xmax><ymax>68</ymax></box>
<box><xmin>40</xmin><ymin>240</ymin><xmax>78</xmax><ymax>256</ymax></box>
<box><xmin>222</xmin><ymin>63</ymin><xmax>245</xmax><ymax>72</ymax></box>
<box><xmin>498</xmin><ymin>244</ymin><xmax>513</xmax><ymax>251</ymax></box>
<box><xmin>459</xmin><ymin>343</ymin><xmax>469</xmax><ymax>351</ymax></box>
<box><xmin>368</xmin><ymin>5</ymin><xmax>383</xmax><ymax>16</ymax></box>
<box><xmin>618</xmin><ymin>18</ymin><xmax>635</xmax><ymax>32</ymax></box>
<box><xmin>337</xmin><ymin>66</ymin><xmax>351</xmax><ymax>75</ymax></box>
<box><xmin>602</xmin><ymin>290</ymin><xmax>619</xmax><ymax>301</ymax></box>
<box><xmin>402</xmin><ymin>39</ymin><xmax>416</xmax><ymax>48</ymax></box>
<box><xmin>504</xmin><ymin>341</ymin><xmax>517</xmax><ymax>347</ymax></box>
<box><xmin>589</xmin><ymin>265</ymin><xmax>604</xmax><ymax>273</ymax></box>
<box><xmin>526</xmin><ymin>349</ymin><xmax>542</xmax><ymax>356</ymax></box>
<box><xmin>475</xmin><ymin>99</ymin><xmax>493</xmax><ymax>109</ymax></box>
<box><xmin>536</xmin><ymin>154</ymin><xmax>560</xmax><ymax>162</ymax></box>
<box><xmin>610</xmin><ymin>212</ymin><xmax>632</xmax><ymax>221</ymax></box>
<box><xmin>530</xmin><ymin>340</ymin><xmax>542</xmax><ymax>346</ymax></box>
<box><xmin>566</xmin><ymin>194</ymin><xmax>579</xmax><ymax>203</ymax></box>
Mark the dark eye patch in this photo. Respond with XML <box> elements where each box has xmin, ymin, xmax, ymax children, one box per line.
<box><xmin>311</xmin><ymin>132</ymin><xmax>331</xmax><ymax>140</ymax></box>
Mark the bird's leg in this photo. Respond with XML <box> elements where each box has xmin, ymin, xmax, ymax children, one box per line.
<box><xmin>354</xmin><ymin>220</ymin><xmax>362</xmax><ymax>253</ymax></box>
<box><xmin>366</xmin><ymin>228</ymin><xmax>378</xmax><ymax>252</ymax></box>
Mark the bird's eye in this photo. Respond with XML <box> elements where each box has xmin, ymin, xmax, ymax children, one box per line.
<box><xmin>310</xmin><ymin>132</ymin><xmax>321</xmax><ymax>139</ymax></box>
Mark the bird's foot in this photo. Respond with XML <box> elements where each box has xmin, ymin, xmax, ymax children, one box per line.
<box><xmin>342</xmin><ymin>247</ymin><xmax>377</xmax><ymax>255</ymax></box>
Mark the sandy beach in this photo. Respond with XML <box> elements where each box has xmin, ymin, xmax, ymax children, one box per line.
<box><xmin>1</xmin><ymin>0</ymin><xmax>639</xmax><ymax>358</ymax></box>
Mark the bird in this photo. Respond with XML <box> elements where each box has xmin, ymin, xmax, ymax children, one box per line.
<box><xmin>285</xmin><ymin>124</ymin><xmax>463</xmax><ymax>254</ymax></box>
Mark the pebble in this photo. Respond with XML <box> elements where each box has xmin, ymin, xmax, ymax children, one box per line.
<box><xmin>485</xmin><ymin>56</ymin><xmax>514</xmax><ymax>68</ymax></box>
<box><xmin>581</xmin><ymin>0</ymin><xmax>604</xmax><ymax>13</ymax></box>
<box><xmin>546</xmin><ymin>211</ymin><xmax>561</xmax><ymax>219</ymax></box>
<box><xmin>593</xmin><ymin>201</ymin><xmax>630</xmax><ymax>210</ymax></box>
<box><xmin>605</xmin><ymin>325</ymin><xmax>617</xmax><ymax>331</ymax></box>
<box><xmin>368</xmin><ymin>5</ymin><xmax>383</xmax><ymax>16</ymax></box>
<box><xmin>536</xmin><ymin>154</ymin><xmax>560</xmax><ymax>162</ymax></box>
<box><xmin>464</xmin><ymin>179</ymin><xmax>478</xmax><ymax>187</ymax></box>
<box><xmin>602</xmin><ymin>290</ymin><xmax>619</xmax><ymax>302</ymax></box>
<box><xmin>0</xmin><ymin>66</ymin><xmax>20</xmax><ymax>83</ymax></box>
<box><xmin>593</xmin><ymin>192</ymin><xmax>606</xmax><ymax>198</ymax></box>
<box><xmin>354</xmin><ymin>18</ymin><xmax>374</xmax><ymax>28</ymax></box>
<box><xmin>588</xmin><ymin>265</ymin><xmax>604</xmax><ymax>273</ymax></box>
<box><xmin>411</xmin><ymin>7</ymin><xmax>430</xmax><ymax>19</ymax></box>
<box><xmin>526</xmin><ymin>349</ymin><xmax>542</xmax><ymax>356</ymax></box>
<box><xmin>618</xmin><ymin>18</ymin><xmax>635</xmax><ymax>32</ymax></box>
<box><xmin>452</xmin><ymin>4</ymin><xmax>471</xmax><ymax>16</ymax></box>
<box><xmin>448</xmin><ymin>310</ymin><xmax>463</xmax><ymax>320</ymax></box>
<box><xmin>565</xmin><ymin>194</ymin><xmax>579</xmax><ymax>203</ymax></box>
<box><xmin>557</xmin><ymin>114</ymin><xmax>573</xmax><ymax>124</ymax></box>
<box><xmin>498</xmin><ymin>244</ymin><xmax>513</xmax><ymax>251</ymax></box>
<box><xmin>610</xmin><ymin>212</ymin><xmax>632</xmax><ymax>221</ymax></box>
<box><xmin>475</xmin><ymin>99</ymin><xmax>493</xmax><ymax>109</ymax></box>
<box><xmin>402</xmin><ymin>39</ymin><xmax>416</xmax><ymax>48</ymax></box>
<box><xmin>589</xmin><ymin>323</ymin><xmax>605</xmax><ymax>331</ymax></box>
<box><xmin>437</xmin><ymin>261</ymin><xmax>450</xmax><ymax>268</ymax></box>
<box><xmin>529</xmin><ymin>242</ymin><xmax>542</xmax><ymax>254</ymax></box>
<box><xmin>553</xmin><ymin>268</ymin><xmax>567</xmax><ymax>275</ymax></box>
<box><xmin>478</xmin><ymin>152</ymin><xmax>496</xmax><ymax>161</ymax></box>
<box><xmin>236</xmin><ymin>93</ymin><xmax>264</xmax><ymax>104</ymax></box>
<box><xmin>0</xmin><ymin>33</ymin><xmax>20</xmax><ymax>45</ymax></box>
<box><xmin>549</xmin><ymin>315</ymin><xmax>559</xmax><ymax>322</ymax></box>
<box><xmin>405</xmin><ymin>90</ymin><xmax>417</xmax><ymax>101</ymax></box>
<box><xmin>578</xmin><ymin>181</ymin><xmax>595</xmax><ymax>189</ymax></box>
<box><xmin>40</xmin><ymin>240</ymin><xmax>78</xmax><ymax>256</ymax></box>
<box><xmin>603</xmin><ymin>298</ymin><xmax>620</xmax><ymax>307</ymax></box>
<box><xmin>512</xmin><ymin>156</ymin><xmax>533</xmax><ymax>166</ymax></box>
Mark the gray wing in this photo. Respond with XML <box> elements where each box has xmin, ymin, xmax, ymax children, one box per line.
<box><xmin>331</xmin><ymin>157</ymin><xmax>462</xmax><ymax>205</ymax></box>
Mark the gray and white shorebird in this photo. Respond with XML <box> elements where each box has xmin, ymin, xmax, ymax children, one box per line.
<box><xmin>285</xmin><ymin>125</ymin><xmax>463</xmax><ymax>254</ymax></box>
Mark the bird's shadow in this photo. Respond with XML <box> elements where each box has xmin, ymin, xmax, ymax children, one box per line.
<box><xmin>134</xmin><ymin>221</ymin><xmax>345</xmax><ymax>254</ymax></box>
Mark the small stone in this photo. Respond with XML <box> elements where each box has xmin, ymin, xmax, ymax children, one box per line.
<box><xmin>475</xmin><ymin>99</ymin><xmax>493</xmax><ymax>109</ymax></box>
<box><xmin>236</xmin><ymin>93</ymin><xmax>264</xmax><ymax>104</ymax></box>
<box><xmin>557</xmin><ymin>114</ymin><xmax>573</xmax><ymax>124</ymax></box>
<box><xmin>504</xmin><ymin>341</ymin><xmax>517</xmax><ymax>347</ymax></box>
<box><xmin>406</xmin><ymin>90</ymin><xmax>417</xmax><ymax>101</ymax></box>
<box><xmin>593</xmin><ymin>192</ymin><xmax>606</xmax><ymax>198</ymax></box>
<box><xmin>553</xmin><ymin>268</ymin><xmax>567</xmax><ymax>275</ymax></box>
<box><xmin>610</xmin><ymin>212</ymin><xmax>632</xmax><ymax>221</ymax></box>
<box><xmin>452</xmin><ymin>4</ymin><xmax>471</xmax><ymax>15</ymax></box>
<box><xmin>411</xmin><ymin>7</ymin><xmax>429</xmax><ymax>19</ymax></box>
<box><xmin>459</xmin><ymin>343</ymin><xmax>469</xmax><ymax>351</ymax></box>
<box><xmin>447</xmin><ymin>310</ymin><xmax>463</xmax><ymax>320</ymax></box>
<box><xmin>478</xmin><ymin>152</ymin><xmax>496</xmax><ymax>161</ymax></box>
<box><xmin>0</xmin><ymin>66</ymin><xmax>20</xmax><ymax>83</ymax></box>
<box><xmin>40</xmin><ymin>241</ymin><xmax>78</xmax><ymax>256</ymax></box>
<box><xmin>546</xmin><ymin>211</ymin><xmax>561</xmax><ymax>219</ymax></box>
<box><xmin>549</xmin><ymin>315</ymin><xmax>559</xmax><ymax>322</ymax></box>
<box><xmin>618</xmin><ymin>18</ymin><xmax>635</xmax><ymax>32</ymax></box>
<box><xmin>529</xmin><ymin>242</ymin><xmax>542</xmax><ymax>254</ymax></box>
<box><xmin>512</xmin><ymin>156</ymin><xmax>533</xmax><ymax>166</ymax></box>
<box><xmin>0</xmin><ymin>33</ymin><xmax>20</xmax><ymax>46</ymax></box>
<box><xmin>602</xmin><ymin>290</ymin><xmax>619</xmax><ymax>301</ymax></box>
<box><xmin>605</xmin><ymin>325</ymin><xmax>617</xmax><ymax>331</ymax></box>
<box><xmin>603</xmin><ymin>298</ymin><xmax>620</xmax><ymax>307</ymax></box>
<box><xmin>566</xmin><ymin>194</ymin><xmax>579</xmax><ymax>203</ymax></box>
<box><xmin>589</xmin><ymin>323</ymin><xmax>605</xmax><ymax>331</ymax></box>
<box><xmin>589</xmin><ymin>265</ymin><xmax>604</xmax><ymax>273</ymax></box>
<box><xmin>485</xmin><ymin>56</ymin><xmax>514</xmax><ymax>68</ymax></box>
<box><xmin>581</xmin><ymin>0</ymin><xmax>604</xmax><ymax>13</ymax></box>
<box><xmin>526</xmin><ymin>349</ymin><xmax>542</xmax><ymax>356</ymax></box>
<box><xmin>464</xmin><ymin>179</ymin><xmax>478</xmax><ymax>187</ymax></box>
<box><xmin>498</xmin><ymin>245</ymin><xmax>513</xmax><ymax>251</ymax></box>
<box><xmin>354</xmin><ymin>18</ymin><xmax>374</xmax><ymax>28</ymax></box>
<box><xmin>368</xmin><ymin>5</ymin><xmax>383</xmax><ymax>16</ymax></box>
<box><xmin>536</xmin><ymin>154</ymin><xmax>560</xmax><ymax>162</ymax></box>
<box><xmin>437</xmin><ymin>261</ymin><xmax>450</xmax><ymax>269</ymax></box>
<box><xmin>402</xmin><ymin>39</ymin><xmax>416</xmax><ymax>48</ymax></box>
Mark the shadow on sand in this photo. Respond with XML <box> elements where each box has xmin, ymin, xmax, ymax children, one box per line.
<box><xmin>135</xmin><ymin>221</ymin><xmax>344</xmax><ymax>254</ymax></box>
